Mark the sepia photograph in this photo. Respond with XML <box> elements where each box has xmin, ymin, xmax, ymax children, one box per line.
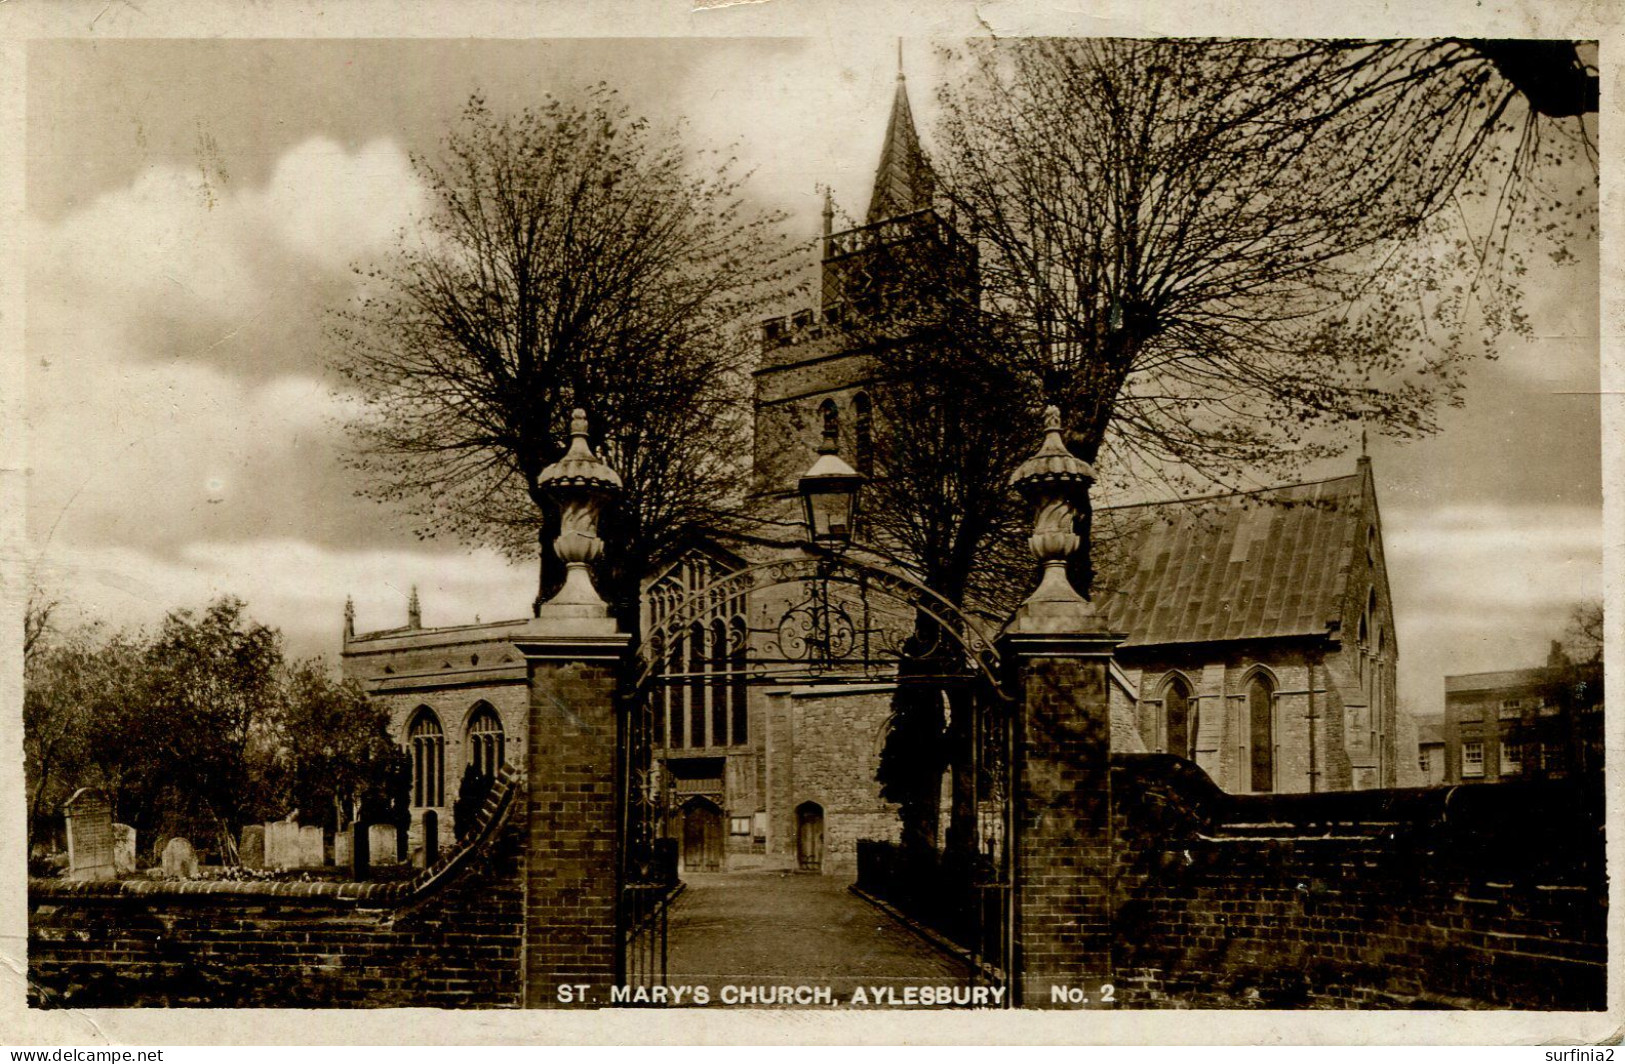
<box><xmin>4</xmin><ymin>9</ymin><xmax>1612</xmax><ymax>1044</ymax></box>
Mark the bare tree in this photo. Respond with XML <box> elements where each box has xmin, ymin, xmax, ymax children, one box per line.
<box><xmin>333</xmin><ymin>89</ymin><xmax>797</xmax><ymax>625</ymax></box>
<box><xmin>932</xmin><ymin>39</ymin><xmax>1595</xmax><ymax>594</ymax></box>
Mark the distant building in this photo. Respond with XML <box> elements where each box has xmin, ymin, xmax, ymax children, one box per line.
<box><xmin>1415</xmin><ymin>717</ymin><xmax>1446</xmax><ymax>786</ymax></box>
<box><xmin>1442</xmin><ymin>646</ymin><xmax>1603</xmax><ymax>785</ymax></box>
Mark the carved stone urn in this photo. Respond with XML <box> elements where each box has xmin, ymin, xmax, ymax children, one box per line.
<box><xmin>535</xmin><ymin>408</ymin><xmax>622</xmax><ymax>618</ymax></box>
<box><xmin>1007</xmin><ymin>406</ymin><xmax>1110</xmax><ymax>635</ymax></box>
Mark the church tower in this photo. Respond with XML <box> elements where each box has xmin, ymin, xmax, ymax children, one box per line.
<box><xmin>752</xmin><ymin>62</ymin><xmax>978</xmax><ymax>502</ymax></box>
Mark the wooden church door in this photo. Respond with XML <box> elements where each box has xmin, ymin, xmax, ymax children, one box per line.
<box><xmin>796</xmin><ymin>802</ymin><xmax>824</xmax><ymax>872</ymax></box>
<box><xmin>681</xmin><ymin>798</ymin><xmax>722</xmax><ymax>872</ymax></box>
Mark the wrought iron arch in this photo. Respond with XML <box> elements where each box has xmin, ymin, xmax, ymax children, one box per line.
<box><xmin>632</xmin><ymin>554</ymin><xmax>1008</xmax><ymax>698</ymax></box>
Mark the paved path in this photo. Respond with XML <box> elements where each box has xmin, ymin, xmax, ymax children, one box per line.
<box><xmin>664</xmin><ymin>870</ymin><xmax>976</xmax><ymax>1006</ymax></box>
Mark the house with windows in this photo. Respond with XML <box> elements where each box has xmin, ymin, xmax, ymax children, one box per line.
<box><xmin>1441</xmin><ymin>649</ymin><xmax>1603</xmax><ymax>784</ymax></box>
<box><xmin>340</xmin><ymin>65</ymin><xmax>1403</xmax><ymax>871</ymax></box>
<box><xmin>1416</xmin><ymin>717</ymin><xmax>1447</xmax><ymax>786</ymax></box>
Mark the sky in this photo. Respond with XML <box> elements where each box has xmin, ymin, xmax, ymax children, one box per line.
<box><xmin>22</xmin><ymin>38</ymin><xmax>1603</xmax><ymax>719</ymax></box>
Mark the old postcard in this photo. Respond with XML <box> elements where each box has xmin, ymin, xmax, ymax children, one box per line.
<box><xmin>1</xmin><ymin>0</ymin><xmax>1617</xmax><ymax>1047</ymax></box>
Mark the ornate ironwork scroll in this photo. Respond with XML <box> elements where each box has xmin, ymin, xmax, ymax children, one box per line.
<box><xmin>632</xmin><ymin>553</ymin><xmax>1005</xmax><ymax>695</ymax></box>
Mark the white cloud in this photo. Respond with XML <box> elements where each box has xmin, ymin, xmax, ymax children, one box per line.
<box><xmin>32</xmin><ymin>539</ymin><xmax>534</xmax><ymax>663</ymax></box>
<box><xmin>1384</xmin><ymin>502</ymin><xmax>1602</xmax><ymax>715</ymax></box>
<box><xmin>26</xmin><ymin>137</ymin><xmax>427</xmax><ymax>568</ymax></box>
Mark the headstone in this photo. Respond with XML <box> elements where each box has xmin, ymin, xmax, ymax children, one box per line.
<box><xmin>421</xmin><ymin>810</ymin><xmax>440</xmax><ymax>867</ymax></box>
<box><xmin>334</xmin><ymin>828</ymin><xmax>352</xmax><ymax>868</ymax></box>
<box><xmin>239</xmin><ymin>824</ymin><xmax>265</xmax><ymax>869</ymax></box>
<box><xmin>264</xmin><ymin>821</ymin><xmax>301</xmax><ymax>870</ymax></box>
<box><xmin>63</xmin><ymin>789</ymin><xmax>115</xmax><ymax>881</ymax></box>
<box><xmin>161</xmin><ymin>837</ymin><xmax>198</xmax><ymax>879</ymax></box>
<box><xmin>368</xmin><ymin>824</ymin><xmax>397</xmax><ymax>865</ymax></box>
<box><xmin>112</xmin><ymin>823</ymin><xmax>137</xmax><ymax>876</ymax></box>
<box><xmin>351</xmin><ymin>822</ymin><xmax>370</xmax><ymax>881</ymax></box>
<box><xmin>299</xmin><ymin>825</ymin><xmax>324</xmax><ymax>867</ymax></box>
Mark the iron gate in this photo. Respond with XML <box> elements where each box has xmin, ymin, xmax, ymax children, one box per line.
<box><xmin>616</xmin><ymin>552</ymin><xmax>1015</xmax><ymax>999</ymax></box>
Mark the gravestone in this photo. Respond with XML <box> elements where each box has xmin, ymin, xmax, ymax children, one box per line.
<box><xmin>368</xmin><ymin>824</ymin><xmax>397</xmax><ymax>865</ymax></box>
<box><xmin>111</xmin><ymin>824</ymin><xmax>137</xmax><ymax>875</ymax></box>
<box><xmin>239</xmin><ymin>824</ymin><xmax>265</xmax><ymax>869</ymax></box>
<box><xmin>334</xmin><ymin>828</ymin><xmax>352</xmax><ymax>868</ymax></box>
<box><xmin>264</xmin><ymin>821</ymin><xmax>301</xmax><ymax>870</ymax></box>
<box><xmin>351</xmin><ymin>822</ymin><xmax>370</xmax><ymax>880</ymax></box>
<box><xmin>161</xmin><ymin>837</ymin><xmax>198</xmax><ymax>879</ymax></box>
<box><xmin>63</xmin><ymin>789</ymin><xmax>115</xmax><ymax>882</ymax></box>
<box><xmin>298</xmin><ymin>825</ymin><xmax>324</xmax><ymax>867</ymax></box>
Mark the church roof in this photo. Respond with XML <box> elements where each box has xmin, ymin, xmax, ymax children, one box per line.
<box><xmin>866</xmin><ymin>73</ymin><xmax>934</xmax><ymax>223</ymax></box>
<box><xmin>1093</xmin><ymin>470</ymin><xmax>1368</xmax><ymax>648</ymax></box>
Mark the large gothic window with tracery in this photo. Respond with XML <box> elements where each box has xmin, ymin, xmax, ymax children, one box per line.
<box><xmin>645</xmin><ymin>552</ymin><xmax>750</xmax><ymax>750</ymax></box>
<box><xmin>466</xmin><ymin>703</ymin><xmax>504</xmax><ymax>776</ymax></box>
<box><xmin>409</xmin><ymin>708</ymin><xmax>445</xmax><ymax>807</ymax></box>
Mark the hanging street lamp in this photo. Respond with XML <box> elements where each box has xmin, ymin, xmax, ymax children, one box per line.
<box><xmin>798</xmin><ymin>424</ymin><xmax>866</xmax><ymax>547</ymax></box>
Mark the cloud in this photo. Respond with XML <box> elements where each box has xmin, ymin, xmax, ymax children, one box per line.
<box><xmin>26</xmin><ymin>137</ymin><xmax>435</xmax><ymax>566</ymax></box>
<box><xmin>1384</xmin><ymin>502</ymin><xmax>1601</xmax><ymax>715</ymax></box>
<box><xmin>32</xmin><ymin>539</ymin><xmax>535</xmax><ymax>663</ymax></box>
<box><xmin>27</xmin><ymin>136</ymin><xmax>426</xmax><ymax>377</ymax></box>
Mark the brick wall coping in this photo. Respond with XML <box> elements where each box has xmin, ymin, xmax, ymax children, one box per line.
<box><xmin>29</xmin><ymin>764</ymin><xmax>522</xmax><ymax>906</ymax></box>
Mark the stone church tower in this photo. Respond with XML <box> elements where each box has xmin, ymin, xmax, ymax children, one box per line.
<box><xmin>752</xmin><ymin>66</ymin><xmax>977</xmax><ymax>503</ymax></box>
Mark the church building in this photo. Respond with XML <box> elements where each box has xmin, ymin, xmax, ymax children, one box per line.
<box><xmin>341</xmin><ymin>68</ymin><xmax>1401</xmax><ymax>872</ymax></box>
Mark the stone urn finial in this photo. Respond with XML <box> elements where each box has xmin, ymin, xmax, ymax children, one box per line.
<box><xmin>1008</xmin><ymin>405</ymin><xmax>1108</xmax><ymax>634</ymax></box>
<box><xmin>536</xmin><ymin>409</ymin><xmax>622</xmax><ymax>614</ymax></box>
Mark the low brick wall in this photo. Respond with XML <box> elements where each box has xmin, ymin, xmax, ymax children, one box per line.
<box><xmin>29</xmin><ymin>767</ymin><xmax>526</xmax><ymax>1008</ymax></box>
<box><xmin>1109</xmin><ymin>755</ymin><xmax>1607</xmax><ymax>1009</ymax></box>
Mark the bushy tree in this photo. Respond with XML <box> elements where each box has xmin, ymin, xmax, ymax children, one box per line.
<box><xmin>273</xmin><ymin>660</ymin><xmax>409</xmax><ymax>835</ymax></box>
<box><xmin>23</xmin><ymin>594</ymin><xmax>410</xmax><ymax>863</ymax></box>
<box><xmin>452</xmin><ymin>762</ymin><xmax>495</xmax><ymax>840</ymax></box>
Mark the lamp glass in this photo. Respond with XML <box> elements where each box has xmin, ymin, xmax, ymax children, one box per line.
<box><xmin>800</xmin><ymin>475</ymin><xmax>861</xmax><ymax>544</ymax></box>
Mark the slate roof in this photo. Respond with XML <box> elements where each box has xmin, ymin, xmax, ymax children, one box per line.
<box><xmin>867</xmin><ymin>74</ymin><xmax>934</xmax><ymax>223</ymax></box>
<box><xmin>1093</xmin><ymin>471</ymin><xmax>1366</xmax><ymax>648</ymax></box>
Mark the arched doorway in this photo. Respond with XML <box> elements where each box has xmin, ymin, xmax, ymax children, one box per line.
<box><xmin>681</xmin><ymin>797</ymin><xmax>723</xmax><ymax>873</ymax></box>
<box><xmin>795</xmin><ymin>802</ymin><xmax>825</xmax><ymax>872</ymax></box>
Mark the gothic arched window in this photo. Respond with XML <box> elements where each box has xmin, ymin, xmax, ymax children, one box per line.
<box><xmin>466</xmin><ymin>704</ymin><xmax>504</xmax><ymax>777</ymax></box>
<box><xmin>1246</xmin><ymin>674</ymin><xmax>1275</xmax><ymax>793</ymax></box>
<box><xmin>409</xmin><ymin>708</ymin><xmax>445</xmax><ymax>807</ymax></box>
<box><xmin>853</xmin><ymin>392</ymin><xmax>873</xmax><ymax>476</ymax></box>
<box><xmin>1163</xmin><ymin>675</ymin><xmax>1195</xmax><ymax>760</ymax></box>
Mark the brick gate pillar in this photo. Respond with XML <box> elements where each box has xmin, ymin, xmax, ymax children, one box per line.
<box><xmin>514</xmin><ymin>623</ymin><xmax>629</xmax><ymax>1008</ymax></box>
<box><xmin>1003</xmin><ymin>405</ymin><xmax>1124</xmax><ymax>1008</ymax></box>
<box><xmin>1002</xmin><ymin>628</ymin><xmax>1121</xmax><ymax>1008</ymax></box>
<box><xmin>513</xmin><ymin>408</ymin><xmax>629</xmax><ymax>1008</ymax></box>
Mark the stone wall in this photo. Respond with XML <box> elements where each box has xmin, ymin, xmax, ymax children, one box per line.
<box><xmin>1118</xmin><ymin>646</ymin><xmax>1355</xmax><ymax>794</ymax></box>
<box><xmin>29</xmin><ymin>767</ymin><xmax>526</xmax><ymax>1009</ymax></box>
<box><xmin>1109</xmin><ymin>755</ymin><xmax>1606</xmax><ymax>1009</ymax></box>
<box><xmin>768</xmin><ymin>686</ymin><xmax>899</xmax><ymax>873</ymax></box>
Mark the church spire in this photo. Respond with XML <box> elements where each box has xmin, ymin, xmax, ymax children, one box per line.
<box><xmin>407</xmin><ymin>585</ymin><xmax>421</xmax><ymax>629</ymax></box>
<box><xmin>866</xmin><ymin>45</ymin><xmax>933</xmax><ymax>224</ymax></box>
